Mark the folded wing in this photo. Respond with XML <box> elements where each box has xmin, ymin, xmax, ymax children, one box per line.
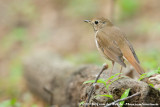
<box><xmin>96</xmin><ymin>31</ymin><xmax>126</xmax><ymax>67</ymax></box>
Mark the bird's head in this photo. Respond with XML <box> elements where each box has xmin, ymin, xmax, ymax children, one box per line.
<box><xmin>84</xmin><ymin>17</ymin><xmax>113</xmax><ymax>31</ymax></box>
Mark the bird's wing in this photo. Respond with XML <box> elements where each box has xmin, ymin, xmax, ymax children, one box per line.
<box><xmin>108</xmin><ymin>27</ymin><xmax>140</xmax><ymax>64</ymax></box>
<box><xmin>124</xmin><ymin>38</ymin><xmax>140</xmax><ymax>63</ymax></box>
<box><xmin>96</xmin><ymin>31</ymin><xmax>126</xmax><ymax>67</ymax></box>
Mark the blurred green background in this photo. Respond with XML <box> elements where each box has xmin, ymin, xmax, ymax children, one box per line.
<box><xmin>0</xmin><ymin>0</ymin><xmax>160</xmax><ymax>106</ymax></box>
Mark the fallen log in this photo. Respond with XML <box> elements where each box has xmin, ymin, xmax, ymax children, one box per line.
<box><xmin>23</xmin><ymin>51</ymin><xmax>160</xmax><ymax>107</ymax></box>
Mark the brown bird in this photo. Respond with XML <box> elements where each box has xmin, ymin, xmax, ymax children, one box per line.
<box><xmin>84</xmin><ymin>17</ymin><xmax>145</xmax><ymax>76</ymax></box>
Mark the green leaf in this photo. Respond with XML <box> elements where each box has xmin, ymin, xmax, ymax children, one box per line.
<box><xmin>119</xmin><ymin>88</ymin><xmax>130</xmax><ymax>107</ymax></box>
<box><xmin>97</xmin><ymin>79</ymin><xmax>106</xmax><ymax>86</ymax></box>
<box><xmin>106</xmin><ymin>77</ymin><xmax>122</xmax><ymax>91</ymax></box>
<box><xmin>148</xmin><ymin>84</ymin><xmax>154</xmax><ymax>87</ymax></box>
<box><xmin>105</xmin><ymin>73</ymin><xmax>122</xmax><ymax>82</ymax></box>
<box><xmin>139</xmin><ymin>67</ymin><xmax>160</xmax><ymax>80</ymax></box>
<box><xmin>139</xmin><ymin>73</ymin><xmax>147</xmax><ymax>80</ymax></box>
<box><xmin>83</xmin><ymin>79</ymin><xmax>106</xmax><ymax>86</ymax></box>
<box><xmin>95</xmin><ymin>94</ymin><xmax>113</xmax><ymax>99</ymax></box>
<box><xmin>83</xmin><ymin>80</ymin><xmax>95</xmax><ymax>84</ymax></box>
<box><xmin>79</xmin><ymin>101</ymin><xmax>85</xmax><ymax>107</ymax></box>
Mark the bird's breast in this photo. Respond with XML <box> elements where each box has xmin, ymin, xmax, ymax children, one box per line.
<box><xmin>95</xmin><ymin>31</ymin><xmax>99</xmax><ymax>48</ymax></box>
<box><xmin>95</xmin><ymin>39</ymin><xmax>99</xmax><ymax>49</ymax></box>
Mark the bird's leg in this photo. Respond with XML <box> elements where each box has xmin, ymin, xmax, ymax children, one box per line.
<box><xmin>119</xmin><ymin>66</ymin><xmax>123</xmax><ymax>77</ymax></box>
<box><xmin>119</xmin><ymin>58</ymin><xmax>124</xmax><ymax>77</ymax></box>
<box><xmin>109</xmin><ymin>61</ymin><xmax>115</xmax><ymax>77</ymax></box>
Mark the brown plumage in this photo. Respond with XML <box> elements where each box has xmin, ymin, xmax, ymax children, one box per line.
<box><xmin>84</xmin><ymin>17</ymin><xmax>145</xmax><ymax>75</ymax></box>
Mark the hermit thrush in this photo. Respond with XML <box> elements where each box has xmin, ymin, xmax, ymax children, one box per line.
<box><xmin>84</xmin><ymin>17</ymin><xmax>145</xmax><ymax>75</ymax></box>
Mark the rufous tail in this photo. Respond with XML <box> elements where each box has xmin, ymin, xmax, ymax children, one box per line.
<box><xmin>126</xmin><ymin>56</ymin><xmax>145</xmax><ymax>75</ymax></box>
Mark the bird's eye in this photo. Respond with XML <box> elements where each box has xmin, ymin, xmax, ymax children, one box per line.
<box><xmin>95</xmin><ymin>21</ymin><xmax>98</xmax><ymax>24</ymax></box>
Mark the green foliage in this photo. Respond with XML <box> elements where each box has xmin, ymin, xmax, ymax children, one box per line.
<box><xmin>0</xmin><ymin>99</ymin><xmax>21</xmax><ymax>107</ymax></box>
<box><xmin>139</xmin><ymin>73</ymin><xmax>147</xmax><ymax>81</ymax></box>
<box><xmin>105</xmin><ymin>73</ymin><xmax>122</xmax><ymax>83</ymax></box>
<box><xmin>79</xmin><ymin>101</ymin><xmax>85</xmax><ymax>107</ymax></box>
<box><xmin>118</xmin><ymin>0</ymin><xmax>140</xmax><ymax>18</ymax></box>
<box><xmin>106</xmin><ymin>77</ymin><xmax>122</xmax><ymax>91</ymax></box>
<box><xmin>83</xmin><ymin>73</ymin><xmax>122</xmax><ymax>102</ymax></box>
<box><xmin>119</xmin><ymin>88</ymin><xmax>130</xmax><ymax>107</ymax></box>
<box><xmin>105</xmin><ymin>73</ymin><xmax>123</xmax><ymax>91</ymax></box>
<box><xmin>94</xmin><ymin>94</ymin><xmax>113</xmax><ymax>99</ymax></box>
<box><xmin>83</xmin><ymin>80</ymin><xmax>95</xmax><ymax>84</ymax></box>
<box><xmin>83</xmin><ymin>78</ymin><xmax>106</xmax><ymax>86</ymax></box>
<box><xmin>83</xmin><ymin>73</ymin><xmax>122</xmax><ymax>90</ymax></box>
<box><xmin>95</xmin><ymin>79</ymin><xmax>106</xmax><ymax>85</ymax></box>
<box><xmin>139</xmin><ymin>67</ymin><xmax>160</xmax><ymax>80</ymax></box>
<box><xmin>148</xmin><ymin>84</ymin><xmax>154</xmax><ymax>87</ymax></box>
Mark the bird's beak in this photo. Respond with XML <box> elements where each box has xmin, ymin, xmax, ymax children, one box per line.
<box><xmin>84</xmin><ymin>20</ymin><xmax>91</xmax><ymax>23</ymax></box>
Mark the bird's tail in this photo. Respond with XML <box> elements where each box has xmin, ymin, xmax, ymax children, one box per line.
<box><xmin>126</xmin><ymin>56</ymin><xmax>145</xmax><ymax>75</ymax></box>
<box><xmin>130</xmin><ymin>60</ymin><xmax>145</xmax><ymax>75</ymax></box>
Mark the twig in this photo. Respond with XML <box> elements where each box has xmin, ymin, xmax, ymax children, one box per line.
<box><xmin>104</xmin><ymin>92</ymin><xmax>141</xmax><ymax>107</ymax></box>
<box><xmin>43</xmin><ymin>87</ymin><xmax>54</xmax><ymax>105</ymax></box>
<box><xmin>86</xmin><ymin>64</ymin><xmax>108</xmax><ymax>106</ymax></box>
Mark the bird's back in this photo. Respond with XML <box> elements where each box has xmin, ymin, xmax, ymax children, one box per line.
<box><xmin>101</xmin><ymin>26</ymin><xmax>140</xmax><ymax>63</ymax></box>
